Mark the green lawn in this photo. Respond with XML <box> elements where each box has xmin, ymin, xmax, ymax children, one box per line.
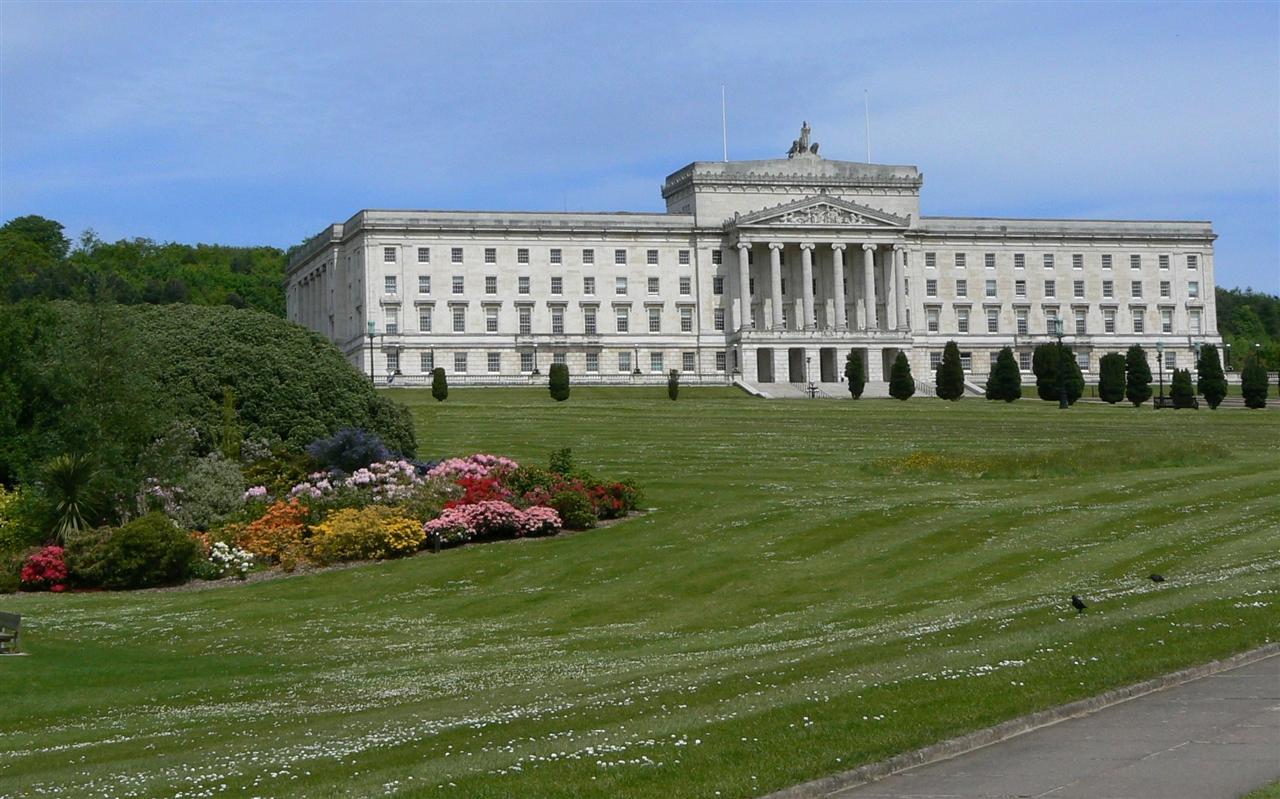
<box><xmin>3</xmin><ymin>389</ymin><xmax>1278</xmax><ymax>799</ymax></box>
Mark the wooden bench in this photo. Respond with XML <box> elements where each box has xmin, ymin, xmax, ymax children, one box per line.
<box><xmin>0</xmin><ymin>612</ymin><xmax>20</xmax><ymax>654</ymax></box>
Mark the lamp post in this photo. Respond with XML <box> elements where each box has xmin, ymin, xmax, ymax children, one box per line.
<box><xmin>531</xmin><ymin>342</ymin><xmax>540</xmax><ymax>377</ymax></box>
<box><xmin>1193</xmin><ymin>342</ymin><xmax>1202</xmax><ymax>384</ymax></box>
<box><xmin>1156</xmin><ymin>340</ymin><xmax>1166</xmax><ymax>406</ymax></box>
<box><xmin>632</xmin><ymin>346</ymin><xmax>641</xmax><ymax>376</ymax></box>
<box><xmin>1053</xmin><ymin>318</ymin><xmax>1068</xmax><ymax>409</ymax></box>
<box><xmin>1224</xmin><ymin>342</ymin><xmax>1231</xmax><ymax>372</ymax></box>
<box><xmin>366</xmin><ymin>320</ymin><xmax>377</xmax><ymax>385</ymax></box>
<box><xmin>806</xmin><ymin>355</ymin><xmax>816</xmax><ymax>398</ymax></box>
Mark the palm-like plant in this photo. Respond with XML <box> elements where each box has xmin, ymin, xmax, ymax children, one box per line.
<box><xmin>44</xmin><ymin>453</ymin><xmax>97</xmax><ymax>544</ymax></box>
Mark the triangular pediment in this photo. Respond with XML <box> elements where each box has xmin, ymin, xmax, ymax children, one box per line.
<box><xmin>732</xmin><ymin>195</ymin><xmax>909</xmax><ymax>228</ymax></box>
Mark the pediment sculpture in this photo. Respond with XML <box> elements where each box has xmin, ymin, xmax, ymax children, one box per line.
<box><xmin>776</xmin><ymin>204</ymin><xmax>868</xmax><ymax>226</ymax></box>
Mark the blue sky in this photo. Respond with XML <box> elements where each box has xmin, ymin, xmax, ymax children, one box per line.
<box><xmin>2</xmin><ymin>1</ymin><xmax>1277</xmax><ymax>291</ymax></box>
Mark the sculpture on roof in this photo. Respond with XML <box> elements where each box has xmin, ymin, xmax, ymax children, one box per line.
<box><xmin>787</xmin><ymin>121</ymin><xmax>819</xmax><ymax>158</ymax></box>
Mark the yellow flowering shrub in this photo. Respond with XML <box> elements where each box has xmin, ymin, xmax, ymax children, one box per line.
<box><xmin>309</xmin><ymin>506</ymin><xmax>424</xmax><ymax>565</ymax></box>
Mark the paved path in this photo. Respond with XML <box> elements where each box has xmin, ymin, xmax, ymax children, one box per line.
<box><xmin>832</xmin><ymin>653</ymin><xmax>1280</xmax><ymax>799</ymax></box>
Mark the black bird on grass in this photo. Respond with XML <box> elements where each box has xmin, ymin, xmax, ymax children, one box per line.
<box><xmin>1149</xmin><ymin>573</ymin><xmax>1166</xmax><ymax>583</ymax></box>
<box><xmin>1071</xmin><ymin>594</ymin><xmax>1088</xmax><ymax>614</ymax></box>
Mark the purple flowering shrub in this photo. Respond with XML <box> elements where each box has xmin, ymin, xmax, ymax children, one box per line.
<box><xmin>305</xmin><ymin>428</ymin><xmax>392</xmax><ymax>475</ymax></box>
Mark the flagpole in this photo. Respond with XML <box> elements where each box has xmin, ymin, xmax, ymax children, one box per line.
<box><xmin>721</xmin><ymin>84</ymin><xmax>729</xmax><ymax>162</ymax></box>
<box><xmin>864</xmin><ymin>89</ymin><xmax>871</xmax><ymax>162</ymax></box>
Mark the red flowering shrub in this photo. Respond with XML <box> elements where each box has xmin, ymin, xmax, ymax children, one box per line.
<box><xmin>445</xmin><ymin>475</ymin><xmax>513</xmax><ymax>508</ymax></box>
<box><xmin>21</xmin><ymin>545</ymin><xmax>68</xmax><ymax>592</ymax></box>
<box><xmin>589</xmin><ymin>481</ymin><xmax>640</xmax><ymax>520</ymax></box>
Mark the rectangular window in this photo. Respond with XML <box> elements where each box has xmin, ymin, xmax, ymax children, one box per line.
<box><xmin>711</xmin><ymin>250</ymin><xmax>722</xmax><ymax>265</ymax></box>
<box><xmin>420</xmin><ymin>351</ymin><xmax>434</xmax><ymax>372</ymax></box>
<box><xmin>956</xmin><ymin>307</ymin><xmax>970</xmax><ymax>333</ymax></box>
<box><xmin>678</xmin><ymin>249</ymin><xmax>690</xmax><ymax>265</ymax></box>
<box><xmin>485</xmin><ymin>306</ymin><xmax>498</xmax><ymax>333</ymax></box>
<box><xmin>1161</xmin><ymin>308</ymin><xmax>1173</xmax><ymax>333</ymax></box>
<box><xmin>518</xmin><ymin>306</ymin><xmax>532</xmax><ymax>335</ymax></box>
<box><xmin>1166</xmin><ymin>352</ymin><xmax>1176</xmax><ymax>369</ymax></box>
<box><xmin>553</xmin><ymin>352</ymin><xmax>568</xmax><ymax>367</ymax></box>
<box><xmin>960</xmin><ymin>352</ymin><xmax>972</xmax><ymax>372</ymax></box>
<box><xmin>986</xmin><ymin>308</ymin><xmax>999</xmax><ymax>333</ymax></box>
<box><xmin>615</xmin><ymin>276</ymin><xmax>628</xmax><ymax>295</ymax></box>
<box><xmin>452</xmin><ymin>275</ymin><xmax>464</xmax><ymax>294</ymax></box>
<box><xmin>1074</xmin><ymin>308</ymin><xmax>1087</xmax><ymax>334</ymax></box>
<box><xmin>650</xmin><ymin>352</ymin><xmax>663</xmax><ymax>373</ymax></box>
<box><xmin>1044</xmin><ymin>279</ymin><xmax>1056</xmax><ymax>298</ymax></box>
<box><xmin>618</xmin><ymin>351</ymin><xmax>632</xmax><ymax>373</ymax></box>
<box><xmin>615</xmin><ymin>249</ymin><xmax>627</xmax><ymax>265</ymax></box>
<box><xmin>682</xmin><ymin>351</ymin><xmax>696</xmax><ymax>372</ymax></box>
<box><xmin>1072</xmin><ymin>253</ymin><xmax>1083</xmax><ymax>270</ymax></box>
<box><xmin>451</xmin><ymin>247</ymin><xmax>463</xmax><ymax>264</ymax></box>
<box><xmin>1159</xmin><ymin>254</ymin><xmax>1169</xmax><ymax>270</ymax></box>
<box><xmin>713</xmin><ymin>307</ymin><xmax>725</xmax><ymax>331</ymax></box>
<box><xmin>582</xmin><ymin>248</ymin><xmax>595</xmax><ymax>265</ymax></box>
<box><xmin>955</xmin><ymin>253</ymin><xmax>966</xmax><ymax>268</ymax></box>
<box><xmin>1133</xmin><ymin>309</ymin><xmax>1145</xmax><ymax>333</ymax></box>
<box><xmin>1103</xmin><ymin>280</ymin><xmax>1114</xmax><ymax>298</ymax></box>
<box><xmin>586</xmin><ymin>352</ymin><xmax>600</xmax><ymax>372</ymax></box>
<box><xmin>1045</xmin><ymin>307</ymin><xmax>1059</xmax><ymax>334</ymax></box>
<box><xmin>454</xmin><ymin>352</ymin><xmax>467</xmax><ymax>373</ymax></box>
<box><xmin>1102</xmin><ymin>254</ymin><xmax>1112</xmax><ymax>269</ymax></box>
<box><xmin>384</xmin><ymin>275</ymin><xmax>397</xmax><ymax>295</ymax></box>
<box><xmin>925</xmin><ymin>252</ymin><xmax>937</xmax><ymax>268</ymax></box>
<box><xmin>521</xmin><ymin>352</ymin><xmax>534</xmax><ymax>373</ymax></box>
<box><xmin>646</xmin><ymin>249</ymin><xmax>659</xmax><ymax>265</ymax></box>
<box><xmin>930</xmin><ymin>351</ymin><xmax>942</xmax><ymax>370</ymax></box>
<box><xmin>550</xmin><ymin>276</ymin><xmax>563</xmax><ymax>295</ymax></box>
<box><xmin>1104</xmin><ymin>308</ymin><xmax>1116</xmax><ymax>333</ymax></box>
<box><xmin>417</xmin><ymin>247</ymin><xmax>430</xmax><ymax>263</ymax></box>
<box><xmin>1190</xmin><ymin>308</ymin><xmax>1202</xmax><ymax>335</ymax></box>
<box><xmin>1019</xmin><ymin>350</ymin><xmax>1032</xmax><ymax>371</ymax></box>
<box><xmin>647</xmin><ymin>277</ymin><xmax>660</xmax><ymax>294</ymax></box>
<box><xmin>615</xmin><ymin>307</ymin><xmax>629</xmax><ymax>333</ymax></box>
<box><xmin>1187</xmin><ymin>254</ymin><xmax>1198</xmax><ymax>269</ymax></box>
<box><xmin>383</xmin><ymin>246</ymin><xmax>397</xmax><ymax>263</ymax></box>
<box><xmin>484</xmin><ymin>247</ymin><xmax>497</xmax><ymax>264</ymax></box>
<box><xmin>384</xmin><ymin>309</ymin><xmax>399</xmax><ymax>335</ymax></box>
<box><xmin>955</xmin><ymin>278</ymin><xmax>968</xmax><ymax>298</ymax></box>
<box><xmin>679</xmin><ymin>276</ymin><xmax>691</xmax><ymax>295</ymax></box>
<box><xmin>1160</xmin><ymin>280</ymin><xmax>1171</xmax><ymax>298</ymax></box>
<box><xmin>648</xmin><ymin>307</ymin><xmax>661</xmax><ymax>333</ymax></box>
<box><xmin>583</xmin><ymin>276</ymin><xmax>595</xmax><ymax>295</ymax></box>
<box><xmin>1015</xmin><ymin>279</ymin><xmax>1027</xmax><ymax>298</ymax></box>
<box><xmin>1130</xmin><ymin>254</ymin><xmax>1141</xmax><ymax>269</ymax></box>
<box><xmin>926</xmin><ymin>307</ymin><xmax>940</xmax><ymax>333</ymax></box>
<box><xmin>926</xmin><ymin>279</ymin><xmax>938</xmax><ymax>297</ymax></box>
<box><xmin>1073</xmin><ymin>280</ymin><xmax>1085</xmax><ymax>299</ymax></box>
<box><xmin>1043</xmin><ymin>254</ymin><xmax>1055</xmax><ymax>269</ymax></box>
<box><xmin>550</xmin><ymin>248</ymin><xmax>562</xmax><ymax>265</ymax></box>
<box><xmin>680</xmin><ymin>307</ymin><xmax>693</xmax><ymax>333</ymax></box>
<box><xmin>584</xmin><ymin>307</ymin><xmax>597</xmax><ymax>335</ymax></box>
<box><xmin>1188</xmin><ymin>281</ymin><xmax>1199</xmax><ymax>298</ymax></box>
<box><xmin>551</xmin><ymin>307</ymin><xmax>564</xmax><ymax>335</ymax></box>
<box><xmin>487</xmin><ymin>352</ymin><xmax>500</xmax><ymax>373</ymax></box>
<box><xmin>715</xmin><ymin>351</ymin><xmax>727</xmax><ymax>371</ymax></box>
<box><xmin>712</xmin><ymin>276</ymin><xmax>724</xmax><ymax>295</ymax></box>
<box><xmin>985</xmin><ymin>279</ymin><xmax>997</xmax><ymax>298</ymax></box>
<box><xmin>1076</xmin><ymin>351</ymin><xmax>1089</xmax><ymax>371</ymax></box>
<box><xmin>418</xmin><ymin>307</ymin><xmax>433</xmax><ymax>332</ymax></box>
<box><xmin>518</xmin><ymin>276</ymin><xmax>531</xmax><ymax>295</ymax></box>
<box><xmin>984</xmin><ymin>253</ymin><xmax>995</xmax><ymax>269</ymax></box>
<box><xmin>451</xmin><ymin>306</ymin><xmax>465</xmax><ymax>332</ymax></box>
<box><xmin>418</xmin><ymin>275</ymin><xmax>431</xmax><ymax>294</ymax></box>
<box><xmin>1016</xmin><ymin>308</ymin><xmax>1029</xmax><ymax>335</ymax></box>
<box><xmin>1131</xmin><ymin>280</ymin><xmax>1143</xmax><ymax>298</ymax></box>
<box><xmin>386</xmin><ymin>351</ymin><xmax>399</xmax><ymax>373</ymax></box>
<box><xmin>517</xmin><ymin>248</ymin><xmax>529</xmax><ymax>264</ymax></box>
<box><xmin>1014</xmin><ymin>253</ymin><xmax>1025</xmax><ymax>269</ymax></box>
<box><xmin>485</xmin><ymin>275</ymin><xmax>497</xmax><ymax>295</ymax></box>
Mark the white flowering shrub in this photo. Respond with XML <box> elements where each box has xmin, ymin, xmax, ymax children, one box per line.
<box><xmin>208</xmin><ymin>541</ymin><xmax>254</xmax><ymax>579</ymax></box>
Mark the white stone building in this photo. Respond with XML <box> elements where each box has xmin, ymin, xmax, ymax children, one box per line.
<box><xmin>287</xmin><ymin>124</ymin><xmax>1219</xmax><ymax>396</ymax></box>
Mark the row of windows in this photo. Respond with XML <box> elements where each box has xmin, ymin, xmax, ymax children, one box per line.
<box><xmin>921</xmin><ymin>306</ymin><xmax>1202</xmax><ymax>336</ymax></box>
<box><xmin>923</xmin><ymin>252</ymin><xmax>1200</xmax><ymax>270</ymax></box>
<box><xmin>385</xmin><ymin>305</ymin><xmax>717</xmax><ymax>335</ymax></box>
<box><xmin>383</xmin><ymin>246</ymin><xmax>717</xmax><ymax>267</ymax></box>
<box><xmin>399</xmin><ymin>350</ymin><xmax>726</xmax><ymax>374</ymax></box>
<box><xmin>923</xmin><ymin>278</ymin><xmax>1200</xmax><ymax>301</ymax></box>
<box><xmin>927</xmin><ymin>348</ymin><xmax>1181</xmax><ymax>373</ymax></box>
<box><xmin>383</xmin><ymin>274</ymin><xmax>695</xmax><ymax>297</ymax></box>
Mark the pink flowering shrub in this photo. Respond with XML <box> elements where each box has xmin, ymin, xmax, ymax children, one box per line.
<box><xmin>288</xmin><ymin>460</ymin><xmax>423</xmax><ymax>503</ymax></box>
<box><xmin>423</xmin><ymin>500</ymin><xmax>559</xmax><ymax>544</ymax></box>
<box><xmin>20</xmin><ymin>545</ymin><xmax>68</xmax><ymax>592</ymax></box>
<box><xmin>426</xmin><ymin>454</ymin><xmax>519</xmax><ymax>482</ymax></box>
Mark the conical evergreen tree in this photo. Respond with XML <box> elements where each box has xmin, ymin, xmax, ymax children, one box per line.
<box><xmin>985</xmin><ymin>347</ymin><xmax>1022</xmax><ymax>402</ymax></box>
<box><xmin>548</xmin><ymin>362</ymin><xmax>570</xmax><ymax>402</ymax></box>
<box><xmin>1241</xmin><ymin>357</ymin><xmax>1269</xmax><ymax>409</ymax></box>
<box><xmin>935</xmin><ymin>340</ymin><xmax>965</xmax><ymax>400</ymax></box>
<box><xmin>889</xmin><ymin>351</ymin><xmax>915</xmax><ymax>400</ymax></box>
<box><xmin>1063</xmin><ymin>348</ymin><xmax>1085</xmax><ymax>405</ymax></box>
<box><xmin>667</xmin><ymin>369</ymin><xmax>679</xmax><ymax>401</ymax></box>
<box><xmin>1033</xmin><ymin>343</ymin><xmax>1060</xmax><ymax>402</ymax></box>
<box><xmin>1125</xmin><ymin>345</ymin><xmax>1153</xmax><ymax>407</ymax></box>
<box><xmin>431</xmin><ymin>367</ymin><xmax>448</xmax><ymax>402</ymax></box>
<box><xmin>844</xmin><ymin>350</ymin><xmax>866</xmax><ymax>399</ymax></box>
<box><xmin>1195</xmin><ymin>344</ymin><xmax>1227</xmax><ymax>409</ymax></box>
<box><xmin>1170</xmin><ymin>368</ymin><xmax>1196</xmax><ymax>408</ymax></box>
<box><xmin>1098</xmin><ymin>352</ymin><xmax>1126</xmax><ymax>404</ymax></box>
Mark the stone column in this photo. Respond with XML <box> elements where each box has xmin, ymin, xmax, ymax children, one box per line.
<box><xmin>831</xmin><ymin>244</ymin><xmax>847</xmax><ymax>330</ymax></box>
<box><xmin>800</xmin><ymin>243</ymin><xmax>815</xmax><ymax>330</ymax></box>
<box><xmin>885</xmin><ymin>250</ymin><xmax>898</xmax><ymax>331</ymax></box>
<box><xmin>737</xmin><ymin>243</ymin><xmax>752</xmax><ymax>331</ymax></box>
<box><xmin>769</xmin><ymin>243</ymin><xmax>784</xmax><ymax>330</ymax></box>
<box><xmin>862</xmin><ymin>244</ymin><xmax>878</xmax><ymax>331</ymax></box>
<box><xmin>893</xmin><ymin>245</ymin><xmax>908</xmax><ymax>331</ymax></box>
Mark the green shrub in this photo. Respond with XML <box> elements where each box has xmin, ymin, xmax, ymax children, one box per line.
<box><xmin>889</xmin><ymin>352</ymin><xmax>914</xmax><ymax>401</ymax></box>
<box><xmin>389</xmin><ymin>480</ymin><xmax>457</xmax><ymax>524</ymax></box>
<box><xmin>667</xmin><ymin>369</ymin><xmax>679</xmax><ymax>401</ymax></box>
<box><xmin>243</xmin><ymin>446</ymin><xmax>314</xmax><ymax>499</ymax></box>
<box><xmin>1125</xmin><ymin>345</ymin><xmax>1153</xmax><ymax>406</ymax></box>
<box><xmin>1033</xmin><ymin>343</ymin><xmax>1082</xmax><ymax>405</ymax></box>
<box><xmin>1098</xmin><ymin>352</ymin><xmax>1127</xmax><ymax>404</ymax></box>
<box><xmin>845</xmin><ymin>350</ymin><xmax>865</xmax><ymax>399</ymax></box>
<box><xmin>550</xmin><ymin>490</ymin><xmax>597</xmax><ymax>530</ymax></box>
<box><xmin>67</xmin><ymin>513</ymin><xmax>199</xmax><ymax>590</ymax></box>
<box><xmin>935</xmin><ymin>341</ymin><xmax>965</xmax><ymax>401</ymax></box>
<box><xmin>549</xmin><ymin>448</ymin><xmax>574</xmax><ymax>476</ymax></box>
<box><xmin>985</xmin><ymin>347</ymin><xmax>1021</xmax><ymax>402</ymax></box>
<box><xmin>175</xmin><ymin>453</ymin><xmax>245</xmax><ymax>531</ymax></box>
<box><xmin>0</xmin><ymin>549</ymin><xmax>26</xmax><ymax>593</ymax></box>
<box><xmin>431</xmin><ymin>367</ymin><xmax>448</xmax><ymax>402</ymax></box>
<box><xmin>1195</xmin><ymin>344</ymin><xmax>1227</xmax><ymax>409</ymax></box>
<box><xmin>1241</xmin><ymin>358</ymin><xmax>1269</xmax><ymax>409</ymax></box>
<box><xmin>0</xmin><ymin>485</ymin><xmax>43</xmax><ymax>556</ymax></box>
<box><xmin>549</xmin><ymin>363</ymin><xmax>570</xmax><ymax>402</ymax></box>
<box><xmin>1170</xmin><ymin>368</ymin><xmax>1196</xmax><ymax>409</ymax></box>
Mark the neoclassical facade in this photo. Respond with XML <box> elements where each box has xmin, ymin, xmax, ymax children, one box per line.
<box><xmin>287</xmin><ymin>125</ymin><xmax>1219</xmax><ymax>395</ymax></box>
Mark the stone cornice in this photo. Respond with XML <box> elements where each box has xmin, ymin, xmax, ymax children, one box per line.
<box><xmin>662</xmin><ymin>169</ymin><xmax>923</xmax><ymax>198</ymax></box>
